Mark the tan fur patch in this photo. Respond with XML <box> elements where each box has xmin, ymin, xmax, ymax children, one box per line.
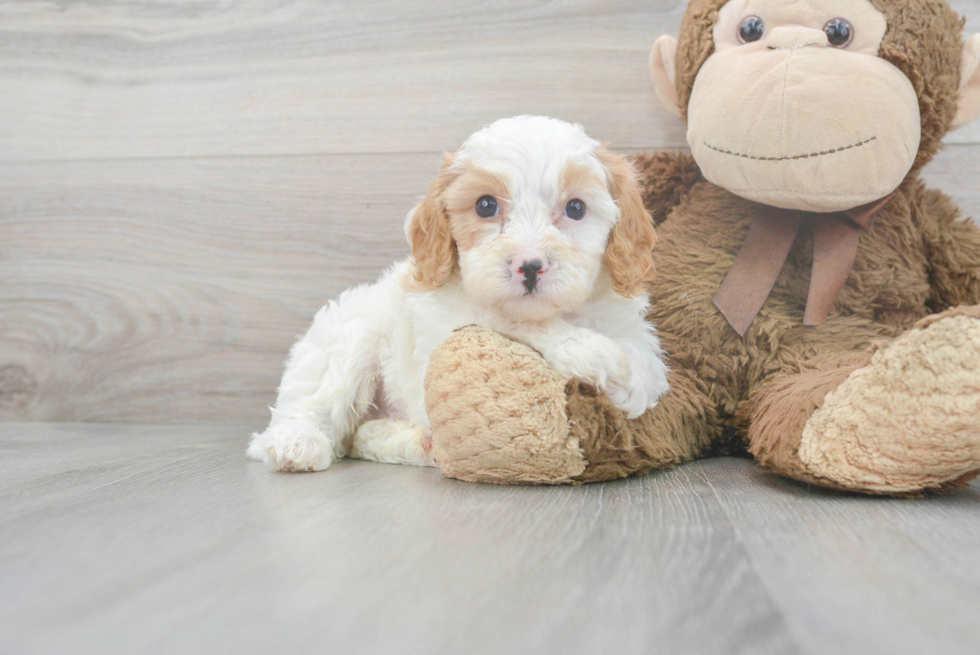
<box><xmin>443</xmin><ymin>165</ymin><xmax>510</xmax><ymax>252</ymax></box>
<box><xmin>560</xmin><ymin>160</ymin><xmax>606</xmax><ymax>198</ymax></box>
<box><xmin>447</xmin><ymin>213</ymin><xmax>487</xmax><ymax>253</ymax></box>
<box><xmin>407</xmin><ymin>154</ymin><xmax>459</xmax><ymax>290</ymax></box>
<box><xmin>597</xmin><ymin>148</ymin><xmax>658</xmax><ymax>297</ymax></box>
<box><xmin>443</xmin><ymin>166</ymin><xmax>510</xmax><ymax>216</ymax></box>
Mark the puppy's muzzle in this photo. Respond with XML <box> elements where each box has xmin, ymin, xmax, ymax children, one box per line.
<box><xmin>512</xmin><ymin>255</ymin><xmax>549</xmax><ymax>293</ymax></box>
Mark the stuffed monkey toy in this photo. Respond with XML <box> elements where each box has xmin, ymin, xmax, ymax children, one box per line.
<box><xmin>423</xmin><ymin>0</ymin><xmax>980</xmax><ymax>495</ymax></box>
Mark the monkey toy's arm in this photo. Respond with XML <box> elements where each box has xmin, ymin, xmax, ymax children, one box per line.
<box><xmin>914</xmin><ymin>185</ymin><xmax>980</xmax><ymax>310</ymax></box>
<box><xmin>633</xmin><ymin>152</ymin><xmax>703</xmax><ymax>227</ymax></box>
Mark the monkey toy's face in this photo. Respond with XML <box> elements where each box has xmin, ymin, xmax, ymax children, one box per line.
<box><xmin>650</xmin><ymin>0</ymin><xmax>980</xmax><ymax>213</ymax></box>
<box><xmin>691</xmin><ymin>0</ymin><xmax>916</xmax><ymax>212</ymax></box>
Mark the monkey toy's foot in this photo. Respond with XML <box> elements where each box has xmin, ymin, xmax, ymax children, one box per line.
<box><xmin>424</xmin><ymin>326</ymin><xmax>713</xmax><ymax>485</ymax></box>
<box><xmin>424</xmin><ymin>326</ymin><xmax>589</xmax><ymax>484</ymax></box>
<box><xmin>798</xmin><ymin>307</ymin><xmax>980</xmax><ymax>494</ymax></box>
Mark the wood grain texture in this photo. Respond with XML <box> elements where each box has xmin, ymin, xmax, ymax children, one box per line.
<box><xmin>921</xmin><ymin>144</ymin><xmax>980</xmax><ymax>218</ymax></box>
<box><xmin>0</xmin><ymin>153</ymin><xmax>439</xmax><ymax>424</ymax></box>
<box><xmin>1</xmin><ymin>0</ymin><xmax>978</xmax><ymax>164</ymax></box>
<box><xmin>699</xmin><ymin>458</ymin><xmax>980</xmax><ymax>655</ymax></box>
<box><xmin>0</xmin><ymin>423</ymin><xmax>801</xmax><ymax>655</ymax></box>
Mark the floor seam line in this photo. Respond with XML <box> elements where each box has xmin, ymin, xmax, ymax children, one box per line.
<box><xmin>695</xmin><ymin>460</ymin><xmax>815</xmax><ymax>655</ymax></box>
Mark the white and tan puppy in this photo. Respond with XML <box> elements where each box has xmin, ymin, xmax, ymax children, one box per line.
<box><xmin>248</xmin><ymin>116</ymin><xmax>668</xmax><ymax>472</ymax></box>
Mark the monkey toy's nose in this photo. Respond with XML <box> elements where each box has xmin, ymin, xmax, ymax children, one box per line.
<box><xmin>512</xmin><ymin>256</ymin><xmax>549</xmax><ymax>293</ymax></box>
<box><xmin>766</xmin><ymin>26</ymin><xmax>829</xmax><ymax>50</ymax></box>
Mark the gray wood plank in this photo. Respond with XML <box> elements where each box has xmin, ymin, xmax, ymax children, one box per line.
<box><xmin>1</xmin><ymin>0</ymin><xmax>978</xmax><ymax>163</ymax></box>
<box><xmin>699</xmin><ymin>458</ymin><xmax>980</xmax><ymax>655</ymax></box>
<box><xmin>0</xmin><ymin>422</ymin><xmax>799</xmax><ymax>655</ymax></box>
<box><xmin>0</xmin><ymin>153</ymin><xmax>436</xmax><ymax>424</ymax></box>
<box><xmin>922</xmin><ymin>144</ymin><xmax>980</xmax><ymax>222</ymax></box>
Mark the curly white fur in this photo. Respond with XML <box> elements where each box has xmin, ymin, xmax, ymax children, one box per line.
<box><xmin>248</xmin><ymin>116</ymin><xmax>669</xmax><ymax>472</ymax></box>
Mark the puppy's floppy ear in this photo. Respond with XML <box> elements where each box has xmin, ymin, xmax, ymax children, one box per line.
<box><xmin>598</xmin><ymin>147</ymin><xmax>658</xmax><ymax>298</ymax></box>
<box><xmin>408</xmin><ymin>153</ymin><xmax>458</xmax><ymax>288</ymax></box>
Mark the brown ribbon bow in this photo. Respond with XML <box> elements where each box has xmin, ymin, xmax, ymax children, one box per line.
<box><xmin>714</xmin><ymin>195</ymin><xmax>894</xmax><ymax>337</ymax></box>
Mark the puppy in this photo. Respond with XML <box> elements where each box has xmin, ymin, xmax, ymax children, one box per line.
<box><xmin>248</xmin><ymin>116</ymin><xmax>669</xmax><ymax>472</ymax></box>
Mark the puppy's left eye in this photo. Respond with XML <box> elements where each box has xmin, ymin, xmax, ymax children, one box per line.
<box><xmin>475</xmin><ymin>195</ymin><xmax>499</xmax><ymax>218</ymax></box>
<box><xmin>565</xmin><ymin>199</ymin><xmax>586</xmax><ymax>221</ymax></box>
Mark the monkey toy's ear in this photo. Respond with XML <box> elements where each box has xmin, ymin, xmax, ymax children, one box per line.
<box><xmin>649</xmin><ymin>35</ymin><xmax>682</xmax><ymax>119</ymax></box>
<box><xmin>953</xmin><ymin>34</ymin><xmax>980</xmax><ymax>130</ymax></box>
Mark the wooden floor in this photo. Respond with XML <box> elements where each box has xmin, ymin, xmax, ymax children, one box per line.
<box><xmin>2</xmin><ymin>422</ymin><xmax>979</xmax><ymax>655</ymax></box>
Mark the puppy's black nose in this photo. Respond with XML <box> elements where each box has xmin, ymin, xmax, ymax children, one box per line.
<box><xmin>520</xmin><ymin>260</ymin><xmax>543</xmax><ymax>293</ymax></box>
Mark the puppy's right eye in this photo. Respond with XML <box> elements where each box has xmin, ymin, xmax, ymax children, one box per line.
<box><xmin>475</xmin><ymin>195</ymin><xmax>499</xmax><ymax>218</ymax></box>
<box><xmin>565</xmin><ymin>199</ymin><xmax>586</xmax><ymax>220</ymax></box>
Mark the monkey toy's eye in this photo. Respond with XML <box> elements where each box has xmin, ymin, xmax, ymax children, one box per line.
<box><xmin>565</xmin><ymin>199</ymin><xmax>586</xmax><ymax>220</ymax></box>
<box><xmin>824</xmin><ymin>18</ymin><xmax>854</xmax><ymax>48</ymax></box>
<box><xmin>475</xmin><ymin>195</ymin><xmax>499</xmax><ymax>218</ymax></box>
<box><xmin>738</xmin><ymin>15</ymin><xmax>765</xmax><ymax>44</ymax></box>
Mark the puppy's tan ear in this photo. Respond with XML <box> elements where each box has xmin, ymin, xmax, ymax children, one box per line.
<box><xmin>598</xmin><ymin>148</ymin><xmax>658</xmax><ymax>298</ymax></box>
<box><xmin>408</xmin><ymin>154</ymin><xmax>458</xmax><ymax>288</ymax></box>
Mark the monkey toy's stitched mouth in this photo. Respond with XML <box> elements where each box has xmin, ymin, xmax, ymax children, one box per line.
<box><xmin>704</xmin><ymin>136</ymin><xmax>877</xmax><ymax>162</ymax></box>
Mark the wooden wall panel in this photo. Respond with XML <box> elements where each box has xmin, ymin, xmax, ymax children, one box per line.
<box><xmin>0</xmin><ymin>154</ymin><xmax>436</xmax><ymax>424</ymax></box>
<box><xmin>1</xmin><ymin>1</ymin><xmax>977</xmax><ymax>163</ymax></box>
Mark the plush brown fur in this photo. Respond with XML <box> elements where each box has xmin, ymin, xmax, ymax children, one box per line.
<box><xmin>638</xmin><ymin>151</ymin><xmax>704</xmax><ymax>226</ymax></box>
<box><xmin>425</xmin><ymin>0</ymin><xmax>980</xmax><ymax>495</ymax></box>
<box><xmin>739</xmin><ymin>352</ymin><xmax>875</xmax><ymax>491</ymax></box>
<box><xmin>583</xmin><ymin>152</ymin><xmax>980</xmax><ymax>492</ymax></box>
<box><xmin>568</xmin><ymin>368</ymin><xmax>720</xmax><ymax>482</ymax></box>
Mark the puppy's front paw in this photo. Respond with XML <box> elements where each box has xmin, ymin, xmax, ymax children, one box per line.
<box><xmin>248</xmin><ymin>419</ymin><xmax>336</xmax><ymax>472</ymax></box>
<box><xmin>605</xmin><ymin>354</ymin><xmax>669</xmax><ymax>419</ymax></box>
<box><xmin>546</xmin><ymin>329</ymin><xmax>631</xmax><ymax>396</ymax></box>
<box><xmin>605</xmin><ymin>382</ymin><xmax>651</xmax><ymax>420</ymax></box>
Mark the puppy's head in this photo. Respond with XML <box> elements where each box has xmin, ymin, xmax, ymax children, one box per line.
<box><xmin>406</xmin><ymin>116</ymin><xmax>656</xmax><ymax>321</ymax></box>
